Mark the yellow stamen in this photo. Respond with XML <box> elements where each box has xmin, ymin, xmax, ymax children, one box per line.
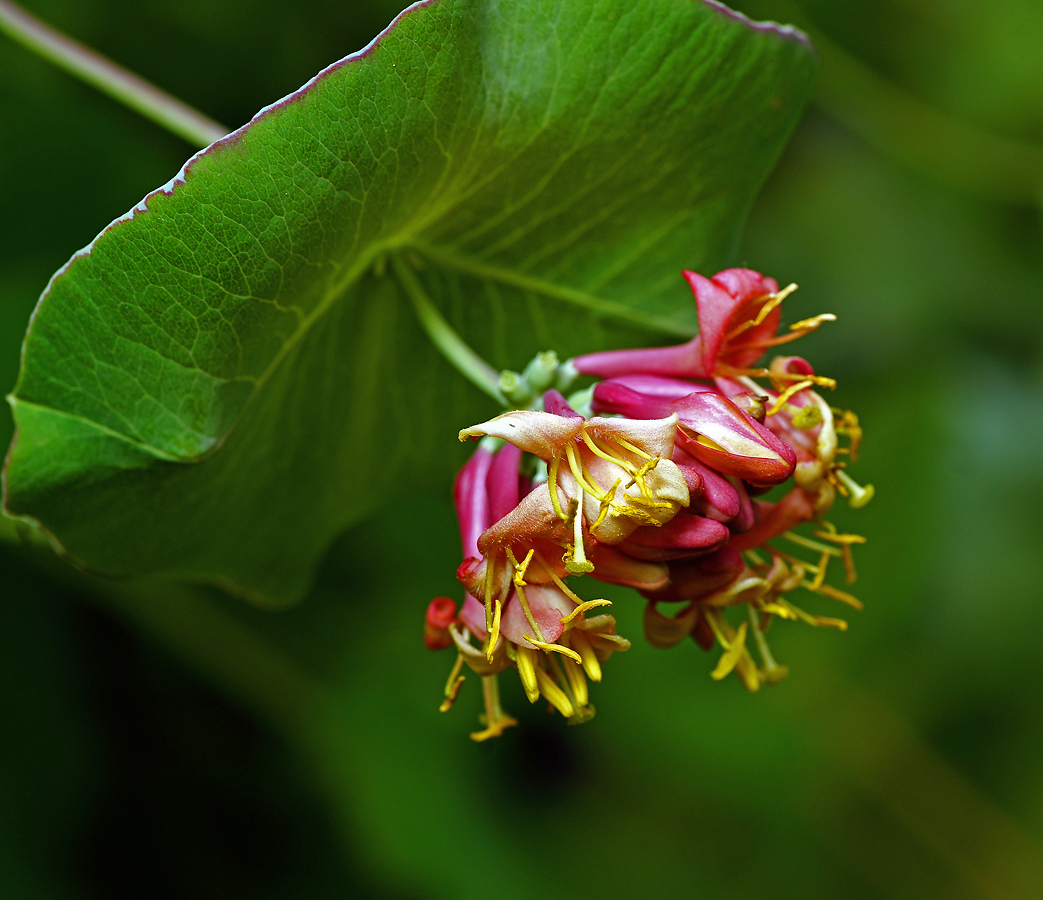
<box><xmin>814</xmin><ymin>583</ymin><xmax>864</xmax><ymax>611</ymax></box>
<box><xmin>560</xmin><ymin>598</ymin><xmax>612</xmax><ymax>626</ymax></box>
<box><xmin>614</xmin><ymin>437</ymin><xmax>655</xmax><ymax>461</ymax></box>
<box><xmin>470</xmin><ymin>674</ymin><xmax>518</xmax><ymax>742</ymax></box>
<box><xmin>778</xmin><ymin>598</ymin><xmax>848</xmax><ymax>630</ymax></box>
<box><xmin>535</xmin><ymin>667</ymin><xmax>575</xmax><ymax>718</ymax></box>
<box><xmin>562</xmin><ymin>655</ymin><xmax>589</xmax><ymax>708</ymax></box>
<box><xmin>841</xmin><ymin>544</ymin><xmax>857</xmax><ymax>584</ymax></box>
<box><xmin>710</xmin><ymin>621</ymin><xmax>749</xmax><ymax>680</ymax></box>
<box><xmin>591</xmin><ymin>480</ymin><xmax>620</xmax><ymax>530</ymax></box>
<box><xmin>581</xmin><ymin>431</ymin><xmax>637</xmax><ymax>475</ymax></box>
<box><xmin>749</xmin><ymin>607</ymin><xmax>789</xmax><ymax>686</ymax></box>
<box><xmin>515</xmin><ymin>647</ymin><xmax>540</xmax><ymax>703</ymax></box>
<box><xmin>766</xmin><ymin>379</ymin><xmax>815</xmax><ymax>417</ymax></box>
<box><xmin>548</xmin><ymin>453</ymin><xmax>566</xmax><ymax>520</ymax></box>
<box><xmin>807</xmin><ymin>550</ymin><xmax>832</xmax><ymax>591</ymax></box>
<box><xmin>724</xmin><ymin>284</ymin><xmax>797</xmax><ymax>341</ymax></box>
<box><xmin>513</xmin><ymin>582</ymin><xmax>545</xmax><ymax>645</ymax></box>
<box><xmin>789</xmin><ymin>313</ymin><xmax>836</xmax><ymax>332</ymax></box>
<box><xmin>812</xmin><ymin>522</ymin><xmax>868</xmax><ymax>545</ymax></box>
<box><xmin>570</xmin><ymin>629</ymin><xmax>602</xmax><ymax>682</ymax></box>
<box><xmin>439</xmin><ymin>653</ymin><xmax>466</xmax><ymax>712</ymax></box>
<box><xmin>782</xmin><ymin>531</ymin><xmax>843</xmax><ymax>557</ymax></box>
<box><xmin>523</xmin><ymin>635</ymin><xmax>583</xmax><ymax>663</ymax></box>
<box><xmin>530</xmin><ymin>553</ymin><xmax>585</xmax><ymax>605</ymax></box>
<box><xmin>564</xmin><ymin>499</ymin><xmax>595</xmax><ymax>574</ymax></box>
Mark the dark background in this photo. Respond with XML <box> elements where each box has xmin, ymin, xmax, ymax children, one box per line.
<box><xmin>2</xmin><ymin>1</ymin><xmax>1042</xmax><ymax>897</ymax></box>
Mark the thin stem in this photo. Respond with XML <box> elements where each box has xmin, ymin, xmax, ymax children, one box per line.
<box><xmin>0</xmin><ymin>0</ymin><xmax>227</xmax><ymax>148</ymax></box>
<box><xmin>391</xmin><ymin>253</ymin><xmax>507</xmax><ymax>407</ymax></box>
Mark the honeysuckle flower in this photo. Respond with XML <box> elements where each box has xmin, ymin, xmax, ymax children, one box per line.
<box><xmin>459</xmin><ymin>394</ymin><xmax>690</xmax><ymax>562</ymax></box>
<box><xmin>425</xmin><ymin>265</ymin><xmax>874</xmax><ymax>737</ymax></box>
<box><xmin>572</xmin><ymin>269</ymin><xmax>799</xmax><ymax>380</ymax></box>
<box><xmin>567</xmin><ymin>267</ymin><xmax>874</xmax><ymax>692</ymax></box>
<box><xmin>427</xmin><ymin>425</ymin><xmax>642</xmax><ymax>740</ymax></box>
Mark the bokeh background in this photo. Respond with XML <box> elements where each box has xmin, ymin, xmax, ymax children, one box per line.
<box><xmin>2</xmin><ymin>1</ymin><xmax>1041</xmax><ymax>897</ymax></box>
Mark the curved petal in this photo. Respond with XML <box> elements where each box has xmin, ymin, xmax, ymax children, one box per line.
<box><xmin>460</xmin><ymin>410</ymin><xmax>584</xmax><ymax>458</ymax></box>
<box><xmin>499</xmin><ymin>584</ymin><xmax>572</xmax><ymax>648</ymax></box>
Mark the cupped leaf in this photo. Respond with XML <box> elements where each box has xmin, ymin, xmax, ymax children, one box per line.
<box><xmin>4</xmin><ymin>0</ymin><xmax>815</xmax><ymax>605</ymax></box>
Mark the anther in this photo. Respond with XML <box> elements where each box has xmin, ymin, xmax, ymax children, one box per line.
<box><xmin>570</xmin><ymin>629</ymin><xmax>602</xmax><ymax>682</ymax></box>
<box><xmin>515</xmin><ymin>647</ymin><xmax>541</xmax><ymax>703</ymax></box>
<box><xmin>535</xmin><ymin>667</ymin><xmax>575</xmax><ymax>718</ymax></box>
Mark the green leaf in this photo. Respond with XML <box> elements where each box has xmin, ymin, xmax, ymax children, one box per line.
<box><xmin>4</xmin><ymin>0</ymin><xmax>816</xmax><ymax>605</ymax></box>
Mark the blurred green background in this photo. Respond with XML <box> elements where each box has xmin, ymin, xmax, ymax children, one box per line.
<box><xmin>1</xmin><ymin>1</ymin><xmax>1041</xmax><ymax>897</ymax></box>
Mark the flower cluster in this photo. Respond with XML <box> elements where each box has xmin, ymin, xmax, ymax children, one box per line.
<box><xmin>425</xmin><ymin>268</ymin><xmax>872</xmax><ymax>739</ymax></box>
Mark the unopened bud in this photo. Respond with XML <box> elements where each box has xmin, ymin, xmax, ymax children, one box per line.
<box><xmin>730</xmin><ymin>391</ymin><xmax>767</xmax><ymax>423</ymax></box>
<box><xmin>424</xmin><ymin>597</ymin><xmax>457</xmax><ymax>650</ymax></box>
<box><xmin>499</xmin><ymin>370</ymin><xmax>533</xmax><ymax>406</ymax></box>
<box><xmin>523</xmin><ymin>350</ymin><xmax>560</xmax><ymax>393</ymax></box>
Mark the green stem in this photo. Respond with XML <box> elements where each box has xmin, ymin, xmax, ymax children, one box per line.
<box><xmin>391</xmin><ymin>253</ymin><xmax>507</xmax><ymax>407</ymax></box>
<box><xmin>0</xmin><ymin>0</ymin><xmax>227</xmax><ymax>148</ymax></box>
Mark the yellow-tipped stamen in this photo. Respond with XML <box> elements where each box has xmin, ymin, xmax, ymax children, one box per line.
<box><xmin>835</xmin><ymin>469</ymin><xmax>874</xmax><ymax>508</ymax></box>
<box><xmin>581</xmin><ymin>431</ymin><xmax>638</xmax><ymax>475</ymax></box>
<box><xmin>625</xmin><ymin>455</ymin><xmax>663</xmax><ymax>503</ymax></box>
<box><xmin>563</xmin><ymin>500</ymin><xmax>596</xmax><ymax>575</ymax></box>
<box><xmin>535</xmin><ymin>667</ymin><xmax>575</xmax><ymax>718</ymax></box>
<box><xmin>705</xmin><ymin>609</ymin><xmax>761</xmax><ymax>691</ymax></box>
<box><xmin>439</xmin><ymin>653</ymin><xmax>466</xmax><ymax>712</ymax></box>
<box><xmin>564</xmin><ymin>443</ymin><xmax>604</xmax><ymax>499</ymax></box>
<box><xmin>766</xmin><ymin>379</ymin><xmax>815</xmax><ymax>417</ymax></box>
<box><xmin>789</xmin><ymin>312</ymin><xmax>837</xmax><ymax>332</ymax></box>
<box><xmin>724</xmin><ymin>284</ymin><xmax>798</xmax><ymax>341</ymax></box>
<box><xmin>749</xmin><ymin>607</ymin><xmax>789</xmax><ymax>686</ymax></box>
<box><xmin>514</xmin><ymin>582</ymin><xmax>545</xmax><ymax>644</ymax></box>
<box><xmin>560</xmin><ymin>598</ymin><xmax>612</xmax><ymax>626</ymax></box>
<box><xmin>523</xmin><ymin>635</ymin><xmax>583</xmax><ymax>663</ymax></box>
<box><xmin>470</xmin><ymin>674</ymin><xmax>518</xmax><ymax>742</ymax></box>
<box><xmin>515</xmin><ymin>647</ymin><xmax>540</xmax><ymax>703</ymax></box>
<box><xmin>486</xmin><ymin>596</ymin><xmax>502</xmax><ymax>662</ymax></box>
<box><xmin>548</xmin><ymin>453</ymin><xmax>566</xmax><ymax>520</ymax></box>
<box><xmin>710</xmin><ymin>621</ymin><xmax>749</xmax><ymax>680</ymax></box>
<box><xmin>807</xmin><ymin>550</ymin><xmax>832</xmax><ymax>592</ymax></box>
<box><xmin>561</xmin><ymin>655</ymin><xmax>589</xmax><ymax>708</ymax></box>
<box><xmin>722</xmin><ymin>364</ymin><xmax>836</xmax><ymax>389</ymax></box>
<box><xmin>777</xmin><ymin>598</ymin><xmax>848</xmax><ymax>630</ymax></box>
<box><xmin>781</xmin><ymin>531</ymin><xmax>843</xmax><ymax>557</ymax></box>
<box><xmin>570</xmin><ymin>629</ymin><xmax>602</xmax><ymax>682</ymax></box>
<box><xmin>590</xmin><ymin>479</ymin><xmax>621</xmax><ymax>530</ymax></box>
<box><xmin>833</xmin><ymin>409</ymin><xmax>863</xmax><ymax>462</ymax></box>
<box><xmin>531</xmin><ymin>553</ymin><xmax>588</xmax><ymax>606</ymax></box>
<box><xmin>814</xmin><ymin>583</ymin><xmax>864</xmax><ymax>610</ymax></box>
<box><xmin>614</xmin><ymin>437</ymin><xmax>655</xmax><ymax>461</ymax></box>
<box><xmin>841</xmin><ymin>544</ymin><xmax>857</xmax><ymax>583</ymax></box>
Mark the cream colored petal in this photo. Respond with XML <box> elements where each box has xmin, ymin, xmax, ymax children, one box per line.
<box><xmin>460</xmin><ymin>410</ymin><xmax>584</xmax><ymax>458</ymax></box>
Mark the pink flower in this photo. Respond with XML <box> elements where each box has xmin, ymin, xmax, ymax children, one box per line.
<box><xmin>572</xmin><ymin>269</ymin><xmax>786</xmax><ymax>380</ymax></box>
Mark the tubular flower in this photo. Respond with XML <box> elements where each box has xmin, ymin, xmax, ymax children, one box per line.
<box><xmin>574</xmin><ymin>268</ymin><xmax>874</xmax><ymax>691</ymax></box>
<box><xmin>424</xmin><ymin>267</ymin><xmax>874</xmax><ymax>737</ymax></box>
<box><xmin>428</xmin><ymin>433</ymin><xmax>635</xmax><ymax>740</ymax></box>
